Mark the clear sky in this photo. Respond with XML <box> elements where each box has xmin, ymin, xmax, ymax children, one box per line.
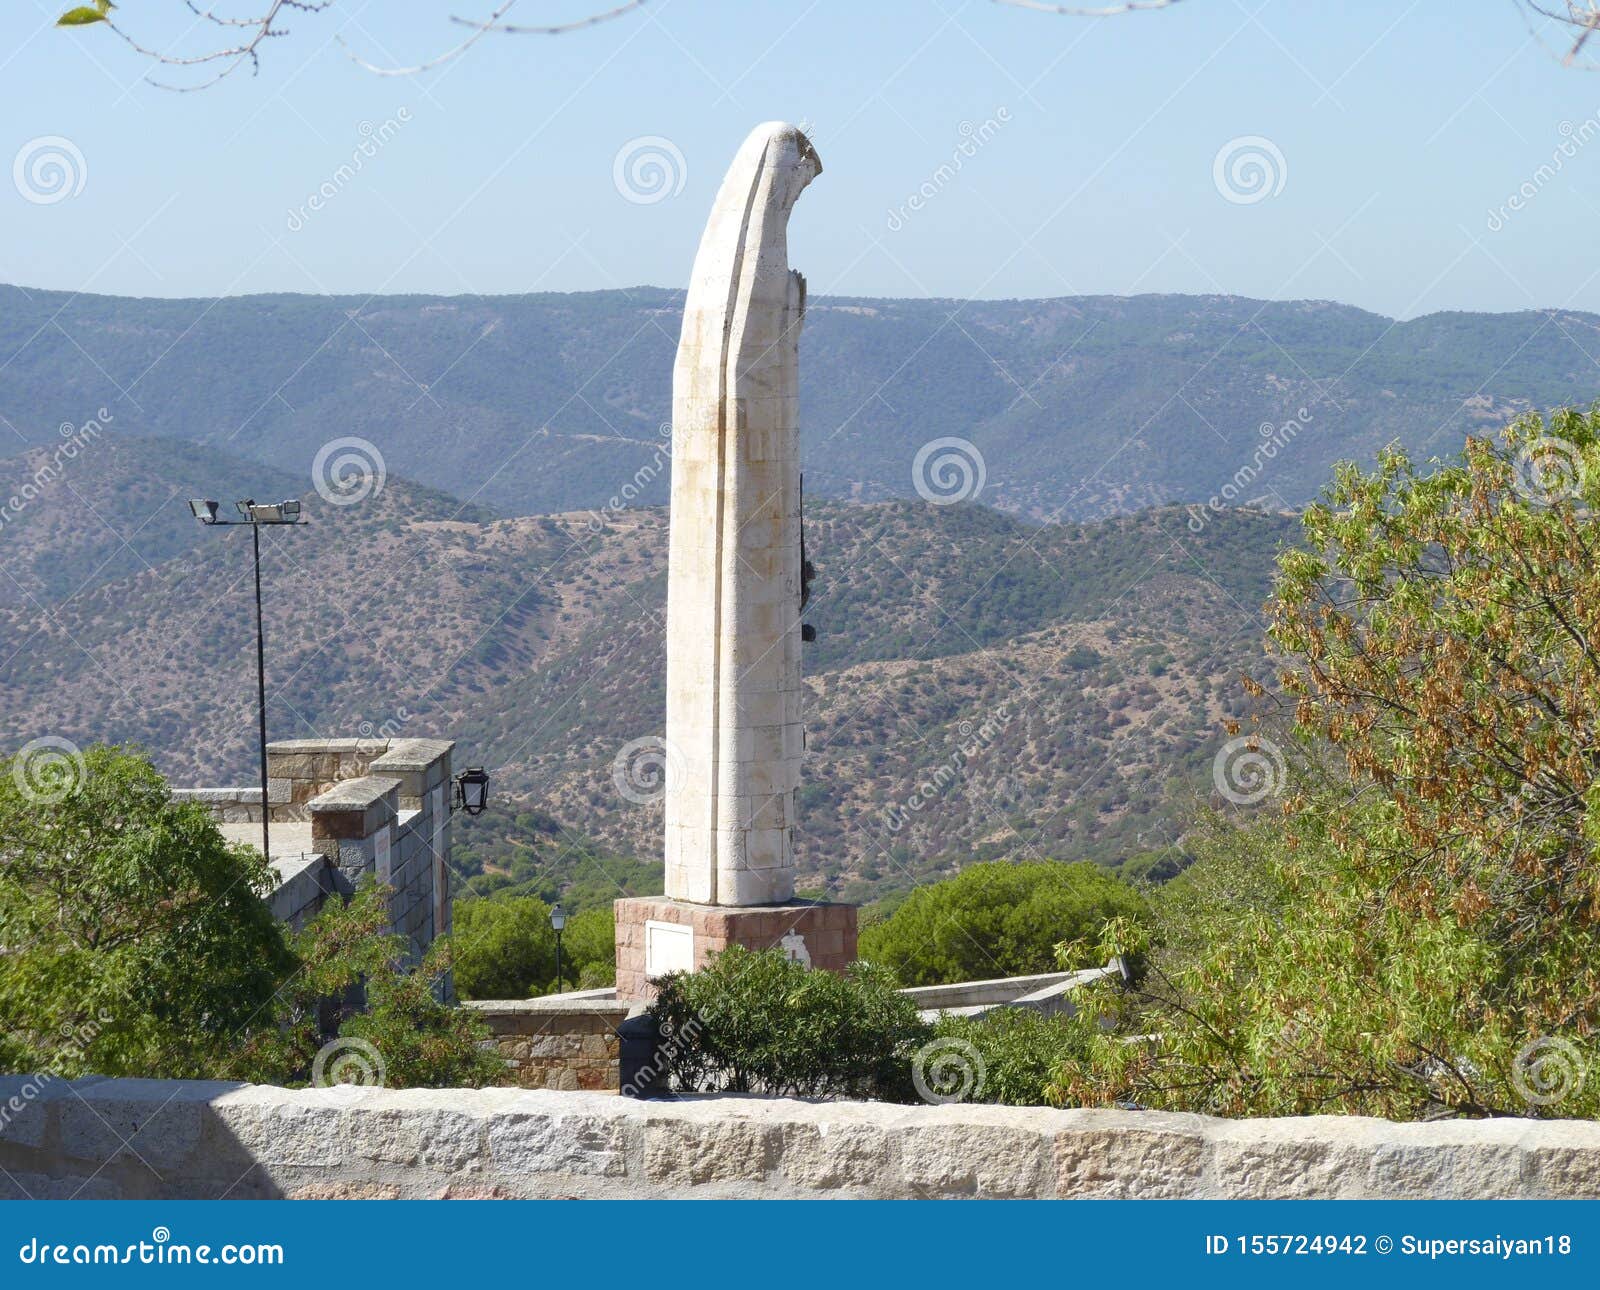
<box><xmin>1</xmin><ymin>0</ymin><xmax>1596</xmax><ymax>318</ymax></box>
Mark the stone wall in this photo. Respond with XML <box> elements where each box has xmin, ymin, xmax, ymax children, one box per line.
<box><xmin>266</xmin><ymin>737</ymin><xmax>391</xmax><ymax>819</ymax></box>
<box><xmin>3</xmin><ymin>1077</ymin><xmax>1599</xmax><ymax>1200</ymax></box>
<box><xmin>177</xmin><ymin>737</ymin><xmax>454</xmax><ymax>963</ymax></box>
<box><xmin>171</xmin><ymin>786</ymin><xmax>264</xmax><ymax>823</ymax></box>
<box><xmin>465</xmin><ymin>998</ymin><xmax>629</xmax><ymax>1091</ymax></box>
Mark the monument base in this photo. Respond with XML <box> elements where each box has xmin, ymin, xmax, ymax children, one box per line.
<box><xmin>613</xmin><ymin>896</ymin><xmax>858</xmax><ymax>1003</ymax></box>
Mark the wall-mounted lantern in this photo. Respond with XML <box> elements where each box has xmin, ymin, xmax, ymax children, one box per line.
<box><xmin>453</xmin><ymin>766</ymin><xmax>490</xmax><ymax>816</ymax></box>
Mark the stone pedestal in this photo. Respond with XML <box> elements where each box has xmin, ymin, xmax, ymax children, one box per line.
<box><xmin>614</xmin><ymin>896</ymin><xmax>857</xmax><ymax>1003</ymax></box>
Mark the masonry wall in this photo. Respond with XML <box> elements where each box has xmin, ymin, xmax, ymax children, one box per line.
<box><xmin>3</xmin><ymin>1078</ymin><xmax>1599</xmax><ymax>1200</ymax></box>
<box><xmin>178</xmin><ymin>737</ymin><xmax>456</xmax><ymax>966</ymax></box>
<box><xmin>466</xmin><ymin>999</ymin><xmax>629</xmax><ymax>1091</ymax></box>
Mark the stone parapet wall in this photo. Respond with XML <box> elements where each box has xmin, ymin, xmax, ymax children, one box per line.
<box><xmin>3</xmin><ymin>1077</ymin><xmax>1599</xmax><ymax>1200</ymax></box>
<box><xmin>172</xmin><ymin>787</ymin><xmax>263</xmax><ymax>823</ymax></box>
<box><xmin>265</xmin><ymin>738</ymin><xmax>392</xmax><ymax>819</ymax></box>
<box><xmin>267</xmin><ymin>855</ymin><xmax>334</xmax><ymax>930</ymax></box>
<box><xmin>179</xmin><ymin>737</ymin><xmax>456</xmax><ymax>969</ymax></box>
<box><xmin>465</xmin><ymin>998</ymin><xmax>630</xmax><ymax>1091</ymax></box>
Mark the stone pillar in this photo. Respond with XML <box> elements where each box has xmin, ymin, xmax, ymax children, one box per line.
<box><xmin>616</xmin><ymin>122</ymin><xmax>856</xmax><ymax>1002</ymax></box>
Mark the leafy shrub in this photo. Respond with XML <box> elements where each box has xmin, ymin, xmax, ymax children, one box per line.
<box><xmin>234</xmin><ymin>880</ymin><xmax>506</xmax><ymax>1089</ymax></box>
<box><xmin>931</xmin><ymin>1007</ymin><xmax>1091</xmax><ymax>1106</ymax></box>
<box><xmin>1056</xmin><ymin>408</ymin><xmax>1600</xmax><ymax>1119</ymax></box>
<box><xmin>858</xmin><ymin>860</ymin><xmax>1148</xmax><ymax>987</ymax></box>
<box><xmin>0</xmin><ymin>745</ymin><xmax>503</xmax><ymax>1089</ymax></box>
<box><xmin>650</xmin><ymin>946</ymin><xmax>930</xmax><ymax>1100</ymax></box>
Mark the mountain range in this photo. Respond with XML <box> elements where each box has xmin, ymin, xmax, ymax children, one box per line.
<box><xmin>2</xmin><ymin>284</ymin><xmax>1594</xmax><ymax>532</ymax></box>
<box><xmin>2</xmin><ymin>283</ymin><xmax>1592</xmax><ymax>899</ymax></box>
<box><xmin>0</xmin><ymin>432</ymin><xmax>1295</xmax><ymax>900</ymax></box>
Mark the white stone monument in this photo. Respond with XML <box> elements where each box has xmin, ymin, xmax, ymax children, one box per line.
<box><xmin>614</xmin><ymin>122</ymin><xmax>857</xmax><ymax>1000</ymax></box>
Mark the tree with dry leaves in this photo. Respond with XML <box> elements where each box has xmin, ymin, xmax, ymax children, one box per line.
<box><xmin>1054</xmin><ymin>408</ymin><xmax>1600</xmax><ymax>1119</ymax></box>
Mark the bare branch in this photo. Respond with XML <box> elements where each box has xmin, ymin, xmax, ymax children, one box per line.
<box><xmin>1520</xmin><ymin>1</ymin><xmax>1600</xmax><ymax>68</ymax></box>
<box><xmin>59</xmin><ymin>0</ymin><xmax>649</xmax><ymax>88</ymax></box>
<box><xmin>992</xmin><ymin>0</ymin><xmax>1184</xmax><ymax>15</ymax></box>
<box><xmin>336</xmin><ymin>0</ymin><xmax>519</xmax><ymax>77</ymax></box>
<box><xmin>98</xmin><ymin>0</ymin><xmax>335</xmax><ymax>92</ymax></box>
<box><xmin>450</xmin><ymin>0</ymin><xmax>648</xmax><ymax>37</ymax></box>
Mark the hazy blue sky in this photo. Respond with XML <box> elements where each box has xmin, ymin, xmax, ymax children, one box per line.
<box><xmin>2</xmin><ymin>1</ymin><xmax>1596</xmax><ymax>317</ymax></box>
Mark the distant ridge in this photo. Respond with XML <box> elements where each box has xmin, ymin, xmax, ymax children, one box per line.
<box><xmin>1</xmin><ymin>285</ymin><xmax>1593</xmax><ymax>523</ymax></box>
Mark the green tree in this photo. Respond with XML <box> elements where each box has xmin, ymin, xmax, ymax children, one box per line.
<box><xmin>0</xmin><ymin>744</ymin><xmax>502</xmax><ymax>1089</ymax></box>
<box><xmin>451</xmin><ymin>895</ymin><xmax>616</xmax><ymax>997</ymax></box>
<box><xmin>0</xmin><ymin>744</ymin><xmax>292</xmax><ymax>1079</ymax></box>
<box><xmin>563</xmin><ymin>905</ymin><xmax>616</xmax><ymax>989</ymax></box>
<box><xmin>452</xmin><ymin>896</ymin><xmax>557</xmax><ymax>999</ymax></box>
<box><xmin>1059</xmin><ymin>410</ymin><xmax>1600</xmax><ymax>1119</ymax></box>
<box><xmin>858</xmin><ymin>859</ymin><xmax>1147</xmax><ymax>987</ymax></box>
<box><xmin>236</xmin><ymin>881</ymin><xmax>504</xmax><ymax>1089</ymax></box>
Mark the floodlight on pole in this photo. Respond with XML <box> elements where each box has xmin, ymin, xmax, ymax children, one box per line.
<box><xmin>187</xmin><ymin>495</ymin><xmax>308</xmax><ymax>863</ymax></box>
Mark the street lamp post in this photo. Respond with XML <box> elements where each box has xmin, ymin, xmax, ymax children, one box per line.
<box><xmin>188</xmin><ymin>498</ymin><xmax>307</xmax><ymax>862</ymax></box>
<box><xmin>550</xmin><ymin>902</ymin><xmax>567</xmax><ymax>994</ymax></box>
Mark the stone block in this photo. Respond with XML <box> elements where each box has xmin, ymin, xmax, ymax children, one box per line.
<box><xmin>484</xmin><ymin>1106</ymin><xmax>626</xmax><ymax>1176</ymax></box>
<box><xmin>643</xmin><ymin>1114</ymin><xmax>771</xmax><ymax>1185</ymax></box>
<box><xmin>58</xmin><ymin>1079</ymin><xmax>233</xmax><ymax>1171</ymax></box>
<box><xmin>1524</xmin><ymin>1120</ymin><xmax>1600</xmax><ymax>1197</ymax></box>
<box><xmin>899</xmin><ymin>1119</ymin><xmax>1050</xmax><ymax>1198</ymax></box>
<box><xmin>341</xmin><ymin>1099</ymin><xmax>484</xmax><ymax>1174</ymax></box>
<box><xmin>1054</xmin><ymin>1112</ymin><xmax>1207</xmax><ymax>1198</ymax></box>
<box><xmin>1209</xmin><ymin>1118</ymin><xmax>1379</xmax><ymax>1199</ymax></box>
<box><xmin>778</xmin><ymin>1120</ymin><xmax>890</xmax><ymax>1192</ymax></box>
<box><xmin>0</xmin><ymin>1074</ymin><xmax>62</xmax><ymax>1148</ymax></box>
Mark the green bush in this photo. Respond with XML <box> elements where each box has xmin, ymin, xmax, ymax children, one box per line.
<box><xmin>931</xmin><ymin>1007</ymin><xmax>1091</xmax><ymax>1106</ymax></box>
<box><xmin>233</xmin><ymin>880</ymin><xmax>506</xmax><ymax>1090</ymax></box>
<box><xmin>858</xmin><ymin>860</ymin><xmax>1148</xmax><ymax>987</ymax></box>
<box><xmin>650</xmin><ymin>946</ymin><xmax>931</xmax><ymax>1100</ymax></box>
